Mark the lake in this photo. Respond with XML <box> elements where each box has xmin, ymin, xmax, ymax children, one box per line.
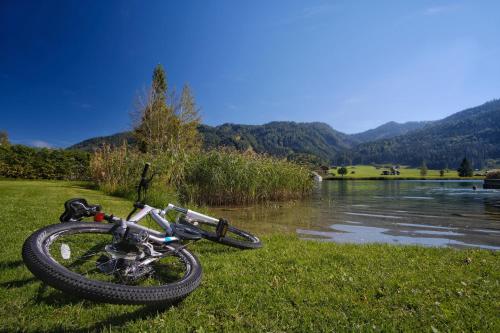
<box><xmin>213</xmin><ymin>180</ymin><xmax>500</xmax><ymax>250</ymax></box>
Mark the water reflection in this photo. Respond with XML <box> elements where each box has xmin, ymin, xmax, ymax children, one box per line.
<box><xmin>211</xmin><ymin>180</ymin><xmax>500</xmax><ymax>250</ymax></box>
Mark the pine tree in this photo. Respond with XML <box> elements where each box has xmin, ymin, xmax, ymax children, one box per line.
<box><xmin>457</xmin><ymin>157</ymin><xmax>473</xmax><ymax>177</ymax></box>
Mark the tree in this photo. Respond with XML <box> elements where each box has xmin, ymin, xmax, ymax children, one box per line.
<box><xmin>420</xmin><ymin>161</ymin><xmax>428</xmax><ymax>176</ymax></box>
<box><xmin>457</xmin><ymin>157</ymin><xmax>473</xmax><ymax>177</ymax></box>
<box><xmin>338</xmin><ymin>166</ymin><xmax>348</xmax><ymax>177</ymax></box>
<box><xmin>175</xmin><ymin>84</ymin><xmax>201</xmax><ymax>152</ymax></box>
<box><xmin>133</xmin><ymin>65</ymin><xmax>200</xmax><ymax>155</ymax></box>
<box><xmin>439</xmin><ymin>169</ymin><xmax>445</xmax><ymax>177</ymax></box>
<box><xmin>0</xmin><ymin>131</ymin><xmax>9</xmax><ymax>146</ymax></box>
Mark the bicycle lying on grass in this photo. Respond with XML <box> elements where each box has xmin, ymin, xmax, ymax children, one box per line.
<box><xmin>22</xmin><ymin>163</ymin><xmax>261</xmax><ymax>305</ymax></box>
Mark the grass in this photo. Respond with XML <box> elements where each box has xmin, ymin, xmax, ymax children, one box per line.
<box><xmin>0</xmin><ymin>180</ymin><xmax>499</xmax><ymax>332</ymax></box>
<box><xmin>327</xmin><ymin>165</ymin><xmax>485</xmax><ymax>180</ymax></box>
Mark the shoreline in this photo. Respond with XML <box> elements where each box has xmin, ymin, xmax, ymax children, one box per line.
<box><xmin>323</xmin><ymin>176</ymin><xmax>484</xmax><ymax>181</ymax></box>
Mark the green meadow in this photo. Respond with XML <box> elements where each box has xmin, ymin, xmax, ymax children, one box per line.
<box><xmin>327</xmin><ymin>165</ymin><xmax>484</xmax><ymax>180</ymax></box>
<box><xmin>0</xmin><ymin>180</ymin><xmax>498</xmax><ymax>332</ymax></box>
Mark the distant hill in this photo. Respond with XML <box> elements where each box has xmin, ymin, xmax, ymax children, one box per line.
<box><xmin>199</xmin><ymin>121</ymin><xmax>355</xmax><ymax>162</ymax></box>
<box><xmin>349</xmin><ymin>99</ymin><xmax>500</xmax><ymax>169</ymax></box>
<box><xmin>69</xmin><ymin>121</ymin><xmax>356</xmax><ymax>164</ymax></box>
<box><xmin>69</xmin><ymin>131</ymin><xmax>135</xmax><ymax>151</ymax></box>
<box><xmin>351</xmin><ymin>121</ymin><xmax>431</xmax><ymax>143</ymax></box>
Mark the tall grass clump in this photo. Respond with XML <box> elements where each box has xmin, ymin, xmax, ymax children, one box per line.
<box><xmin>179</xmin><ymin>149</ymin><xmax>314</xmax><ymax>206</ymax></box>
<box><xmin>90</xmin><ymin>144</ymin><xmax>183</xmax><ymax>206</ymax></box>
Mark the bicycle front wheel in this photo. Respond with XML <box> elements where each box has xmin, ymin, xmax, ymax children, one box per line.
<box><xmin>179</xmin><ymin>218</ymin><xmax>262</xmax><ymax>250</ymax></box>
<box><xmin>22</xmin><ymin>222</ymin><xmax>202</xmax><ymax>305</ymax></box>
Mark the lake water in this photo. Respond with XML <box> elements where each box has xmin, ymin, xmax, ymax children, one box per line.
<box><xmin>213</xmin><ymin>180</ymin><xmax>500</xmax><ymax>250</ymax></box>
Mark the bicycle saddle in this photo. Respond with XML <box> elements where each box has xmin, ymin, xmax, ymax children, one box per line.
<box><xmin>59</xmin><ymin>198</ymin><xmax>101</xmax><ymax>222</ymax></box>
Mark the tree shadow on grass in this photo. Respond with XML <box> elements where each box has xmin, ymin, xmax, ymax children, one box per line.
<box><xmin>70</xmin><ymin>181</ymin><xmax>99</xmax><ymax>191</ymax></box>
<box><xmin>71</xmin><ymin>304</ymin><xmax>174</xmax><ymax>333</ymax></box>
<box><xmin>0</xmin><ymin>259</ymin><xmax>25</xmax><ymax>270</ymax></box>
<box><xmin>0</xmin><ymin>276</ymin><xmax>37</xmax><ymax>288</ymax></box>
<box><xmin>34</xmin><ymin>284</ymin><xmax>182</xmax><ymax>333</ymax></box>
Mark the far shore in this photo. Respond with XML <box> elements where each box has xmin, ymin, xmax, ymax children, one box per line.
<box><xmin>323</xmin><ymin>176</ymin><xmax>484</xmax><ymax>181</ymax></box>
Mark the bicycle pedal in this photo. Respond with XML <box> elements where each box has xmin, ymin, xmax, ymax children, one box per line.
<box><xmin>216</xmin><ymin>218</ymin><xmax>229</xmax><ymax>239</ymax></box>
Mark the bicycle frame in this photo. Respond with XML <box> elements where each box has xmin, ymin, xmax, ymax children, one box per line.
<box><xmin>118</xmin><ymin>203</ymin><xmax>219</xmax><ymax>246</ymax></box>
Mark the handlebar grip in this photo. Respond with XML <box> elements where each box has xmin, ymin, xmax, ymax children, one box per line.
<box><xmin>141</xmin><ymin>163</ymin><xmax>151</xmax><ymax>178</ymax></box>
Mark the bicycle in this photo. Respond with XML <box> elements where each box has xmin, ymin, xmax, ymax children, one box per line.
<box><xmin>22</xmin><ymin>163</ymin><xmax>261</xmax><ymax>305</ymax></box>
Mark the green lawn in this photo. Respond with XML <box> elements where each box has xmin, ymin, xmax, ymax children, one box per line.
<box><xmin>0</xmin><ymin>180</ymin><xmax>498</xmax><ymax>332</ymax></box>
<box><xmin>327</xmin><ymin>165</ymin><xmax>484</xmax><ymax>180</ymax></box>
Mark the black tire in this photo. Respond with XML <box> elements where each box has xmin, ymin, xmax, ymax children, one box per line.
<box><xmin>22</xmin><ymin>222</ymin><xmax>202</xmax><ymax>305</ymax></box>
<box><xmin>179</xmin><ymin>219</ymin><xmax>262</xmax><ymax>250</ymax></box>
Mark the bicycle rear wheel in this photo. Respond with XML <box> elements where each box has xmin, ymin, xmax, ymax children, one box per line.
<box><xmin>22</xmin><ymin>222</ymin><xmax>202</xmax><ymax>305</ymax></box>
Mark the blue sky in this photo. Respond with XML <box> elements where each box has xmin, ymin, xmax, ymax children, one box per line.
<box><xmin>1</xmin><ymin>1</ymin><xmax>499</xmax><ymax>148</ymax></box>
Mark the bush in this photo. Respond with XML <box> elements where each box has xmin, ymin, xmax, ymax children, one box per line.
<box><xmin>0</xmin><ymin>145</ymin><xmax>89</xmax><ymax>180</ymax></box>
<box><xmin>485</xmin><ymin>169</ymin><xmax>500</xmax><ymax>179</ymax></box>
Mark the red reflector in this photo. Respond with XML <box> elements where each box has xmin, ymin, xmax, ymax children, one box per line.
<box><xmin>94</xmin><ymin>212</ymin><xmax>105</xmax><ymax>222</ymax></box>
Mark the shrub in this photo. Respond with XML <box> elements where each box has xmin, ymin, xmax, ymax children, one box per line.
<box><xmin>0</xmin><ymin>145</ymin><xmax>89</xmax><ymax>180</ymax></box>
<box><xmin>485</xmin><ymin>169</ymin><xmax>500</xmax><ymax>179</ymax></box>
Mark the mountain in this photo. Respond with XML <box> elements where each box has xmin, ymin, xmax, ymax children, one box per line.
<box><xmin>69</xmin><ymin>131</ymin><xmax>135</xmax><ymax>151</ymax></box>
<box><xmin>351</xmin><ymin>121</ymin><xmax>432</xmax><ymax>143</ymax></box>
<box><xmin>349</xmin><ymin>99</ymin><xmax>500</xmax><ymax>168</ymax></box>
<box><xmin>199</xmin><ymin>121</ymin><xmax>355</xmax><ymax>162</ymax></box>
<box><xmin>69</xmin><ymin>121</ymin><xmax>356</xmax><ymax>164</ymax></box>
<box><xmin>69</xmin><ymin>99</ymin><xmax>500</xmax><ymax>169</ymax></box>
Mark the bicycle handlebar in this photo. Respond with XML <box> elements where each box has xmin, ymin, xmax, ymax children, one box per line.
<box><xmin>127</xmin><ymin>163</ymin><xmax>152</xmax><ymax>221</ymax></box>
<box><xmin>141</xmin><ymin>163</ymin><xmax>150</xmax><ymax>179</ymax></box>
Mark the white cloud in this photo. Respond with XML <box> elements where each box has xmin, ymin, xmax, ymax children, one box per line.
<box><xmin>30</xmin><ymin>140</ymin><xmax>52</xmax><ymax>148</ymax></box>
<box><xmin>424</xmin><ymin>5</ymin><xmax>459</xmax><ymax>16</ymax></box>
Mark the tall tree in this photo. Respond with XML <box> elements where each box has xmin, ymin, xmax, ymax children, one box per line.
<box><xmin>457</xmin><ymin>157</ymin><xmax>473</xmax><ymax>177</ymax></box>
<box><xmin>338</xmin><ymin>166</ymin><xmax>348</xmax><ymax>177</ymax></box>
<box><xmin>0</xmin><ymin>130</ymin><xmax>9</xmax><ymax>146</ymax></box>
<box><xmin>176</xmin><ymin>84</ymin><xmax>201</xmax><ymax>151</ymax></box>
<box><xmin>133</xmin><ymin>65</ymin><xmax>200</xmax><ymax>155</ymax></box>
<box><xmin>420</xmin><ymin>160</ymin><xmax>428</xmax><ymax>176</ymax></box>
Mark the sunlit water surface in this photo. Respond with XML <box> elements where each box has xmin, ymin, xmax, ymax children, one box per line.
<box><xmin>212</xmin><ymin>180</ymin><xmax>500</xmax><ymax>250</ymax></box>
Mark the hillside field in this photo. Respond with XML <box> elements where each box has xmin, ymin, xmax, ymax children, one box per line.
<box><xmin>0</xmin><ymin>180</ymin><xmax>498</xmax><ymax>332</ymax></box>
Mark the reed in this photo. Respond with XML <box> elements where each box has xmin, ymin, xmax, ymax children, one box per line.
<box><xmin>179</xmin><ymin>149</ymin><xmax>314</xmax><ymax>205</ymax></box>
<box><xmin>89</xmin><ymin>144</ymin><xmax>183</xmax><ymax>206</ymax></box>
<box><xmin>90</xmin><ymin>146</ymin><xmax>313</xmax><ymax>206</ymax></box>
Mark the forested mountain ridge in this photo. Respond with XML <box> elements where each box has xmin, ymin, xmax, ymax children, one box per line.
<box><xmin>69</xmin><ymin>122</ymin><xmax>355</xmax><ymax>163</ymax></box>
<box><xmin>69</xmin><ymin>131</ymin><xmax>135</xmax><ymax>151</ymax></box>
<box><xmin>199</xmin><ymin>121</ymin><xmax>355</xmax><ymax>162</ymax></box>
<box><xmin>350</xmin><ymin>120</ymin><xmax>432</xmax><ymax>143</ymax></box>
<box><xmin>68</xmin><ymin>99</ymin><xmax>500</xmax><ymax>168</ymax></box>
<box><xmin>349</xmin><ymin>99</ymin><xmax>500</xmax><ymax>168</ymax></box>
